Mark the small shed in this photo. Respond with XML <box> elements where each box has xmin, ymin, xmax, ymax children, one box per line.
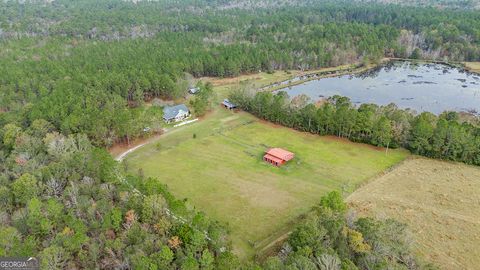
<box><xmin>222</xmin><ymin>99</ymin><xmax>237</xmax><ymax>110</ymax></box>
<box><xmin>263</xmin><ymin>148</ymin><xmax>295</xmax><ymax>167</ymax></box>
<box><xmin>163</xmin><ymin>104</ymin><xmax>190</xmax><ymax>123</ymax></box>
<box><xmin>188</xmin><ymin>87</ymin><xmax>200</xmax><ymax>94</ymax></box>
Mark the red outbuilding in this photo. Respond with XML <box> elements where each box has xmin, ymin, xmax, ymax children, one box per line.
<box><xmin>263</xmin><ymin>148</ymin><xmax>295</xmax><ymax>167</ymax></box>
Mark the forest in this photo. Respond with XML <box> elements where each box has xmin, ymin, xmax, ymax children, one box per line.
<box><xmin>355</xmin><ymin>0</ymin><xmax>479</xmax><ymax>9</ymax></box>
<box><xmin>0</xmin><ymin>120</ymin><xmax>236</xmax><ymax>269</ymax></box>
<box><xmin>0</xmin><ymin>0</ymin><xmax>478</xmax><ymax>269</ymax></box>
<box><xmin>2</xmin><ymin>0</ymin><xmax>480</xmax><ymax>146</ymax></box>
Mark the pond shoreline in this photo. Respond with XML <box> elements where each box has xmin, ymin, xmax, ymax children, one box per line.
<box><xmin>390</xmin><ymin>58</ymin><xmax>480</xmax><ymax>77</ymax></box>
<box><xmin>264</xmin><ymin>58</ymin><xmax>480</xmax><ymax>95</ymax></box>
<box><xmin>269</xmin><ymin>59</ymin><xmax>480</xmax><ymax>115</ymax></box>
<box><xmin>259</xmin><ymin>61</ymin><xmax>385</xmax><ymax>92</ymax></box>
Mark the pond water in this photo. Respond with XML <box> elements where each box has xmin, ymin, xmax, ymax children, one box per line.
<box><xmin>276</xmin><ymin>61</ymin><xmax>480</xmax><ymax>114</ymax></box>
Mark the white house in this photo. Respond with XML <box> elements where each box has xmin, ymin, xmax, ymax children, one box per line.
<box><xmin>163</xmin><ymin>104</ymin><xmax>190</xmax><ymax>123</ymax></box>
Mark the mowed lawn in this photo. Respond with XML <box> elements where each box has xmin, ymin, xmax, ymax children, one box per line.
<box><xmin>125</xmin><ymin>109</ymin><xmax>409</xmax><ymax>259</ymax></box>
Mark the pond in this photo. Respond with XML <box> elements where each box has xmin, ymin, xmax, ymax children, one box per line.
<box><xmin>275</xmin><ymin>61</ymin><xmax>480</xmax><ymax>114</ymax></box>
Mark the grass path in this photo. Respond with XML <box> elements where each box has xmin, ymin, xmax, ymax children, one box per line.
<box><xmin>115</xmin><ymin>141</ymin><xmax>151</xmax><ymax>161</ymax></box>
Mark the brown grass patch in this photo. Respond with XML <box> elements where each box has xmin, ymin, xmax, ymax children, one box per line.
<box><xmin>200</xmin><ymin>73</ymin><xmax>272</xmax><ymax>87</ymax></box>
<box><xmin>464</xmin><ymin>62</ymin><xmax>480</xmax><ymax>74</ymax></box>
<box><xmin>348</xmin><ymin>157</ymin><xmax>480</xmax><ymax>270</ymax></box>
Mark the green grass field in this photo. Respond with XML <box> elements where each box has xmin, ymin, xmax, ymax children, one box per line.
<box><xmin>124</xmin><ymin>108</ymin><xmax>409</xmax><ymax>259</ymax></box>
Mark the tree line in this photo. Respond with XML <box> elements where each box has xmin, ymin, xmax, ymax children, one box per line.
<box><xmin>261</xmin><ymin>191</ymin><xmax>435</xmax><ymax>270</ymax></box>
<box><xmin>230</xmin><ymin>88</ymin><xmax>480</xmax><ymax>166</ymax></box>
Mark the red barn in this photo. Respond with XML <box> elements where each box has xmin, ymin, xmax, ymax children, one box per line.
<box><xmin>263</xmin><ymin>148</ymin><xmax>295</xmax><ymax>167</ymax></box>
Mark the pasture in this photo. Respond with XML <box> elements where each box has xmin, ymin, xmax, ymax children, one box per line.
<box><xmin>124</xmin><ymin>108</ymin><xmax>409</xmax><ymax>259</ymax></box>
<box><xmin>348</xmin><ymin>157</ymin><xmax>480</xmax><ymax>270</ymax></box>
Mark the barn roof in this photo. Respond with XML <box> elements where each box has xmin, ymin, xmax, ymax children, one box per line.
<box><xmin>266</xmin><ymin>148</ymin><xmax>294</xmax><ymax>161</ymax></box>
<box><xmin>264</xmin><ymin>153</ymin><xmax>284</xmax><ymax>164</ymax></box>
<box><xmin>163</xmin><ymin>104</ymin><xmax>189</xmax><ymax>120</ymax></box>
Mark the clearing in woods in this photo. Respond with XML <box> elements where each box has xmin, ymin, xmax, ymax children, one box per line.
<box><xmin>124</xmin><ymin>108</ymin><xmax>409</xmax><ymax>259</ymax></box>
<box><xmin>348</xmin><ymin>157</ymin><xmax>480</xmax><ymax>270</ymax></box>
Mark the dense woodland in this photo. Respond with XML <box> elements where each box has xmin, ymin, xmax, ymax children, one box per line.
<box><xmin>0</xmin><ymin>121</ymin><xmax>235</xmax><ymax>269</ymax></box>
<box><xmin>356</xmin><ymin>0</ymin><xmax>480</xmax><ymax>9</ymax></box>
<box><xmin>1</xmin><ymin>0</ymin><xmax>480</xmax><ymax>146</ymax></box>
<box><xmin>0</xmin><ymin>0</ymin><xmax>478</xmax><ymax>269</ymax></box>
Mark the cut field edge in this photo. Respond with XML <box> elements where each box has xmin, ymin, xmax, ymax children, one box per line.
<box><xmin>247</xmin><ymin>154</ymin><xmax>412</xmax><ymax>262</ymax></box>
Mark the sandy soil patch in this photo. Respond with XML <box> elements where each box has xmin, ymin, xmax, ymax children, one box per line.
<box><xmin>464</xmin><ymin>62</ymin><xmax>480</xmax><ymax>73</ymax></box>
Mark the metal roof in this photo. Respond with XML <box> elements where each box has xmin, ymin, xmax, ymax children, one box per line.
<box><xmin>222</xmin><ymin>99</ymin><xmax>236</xmax><ymax>108</ymax></box>
<box><xmin>163</xmin><ymin>104</ymin><xmax>189</xmax><ymax>120</ymax></box>
<box><xmin>265</xmin><ymin>148</ymin><xmax>294</xmax><ymax>161</ymax></box>
<box><xmin>264</xmin><ymin>153</ymin><xmax>284</xmax><ymax>164</ymax></box>
<box><xmin>189</xmin><ymin>87</ymin><xmax>200</xmax><ymax>94</ymax></box>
